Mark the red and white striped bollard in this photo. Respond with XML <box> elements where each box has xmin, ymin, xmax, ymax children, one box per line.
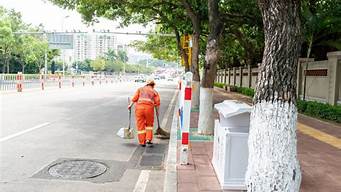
<box><xmin>180</xmin><ymin>72</ymin><xmax>193</xmax><ymax>165</ymax></box>
<box><xmin>16</xmin><ymin>72</ymin><xmax>23</xmax><ymax>92</ymax></box>
<box><xmin>58</xmin><ymin>74</ymin><xmax>62</xmax><ymax>88</ymax></box>
<box><xmin>40</xmin><ymin>74</ymin><xmax>45</xmax><ymax>90</ymax></box>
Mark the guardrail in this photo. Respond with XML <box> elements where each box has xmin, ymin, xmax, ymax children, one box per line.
<box><xmin>0</xmin><ymin>73</ymin><xmax>132</xmax><ymax>92</ymax></box>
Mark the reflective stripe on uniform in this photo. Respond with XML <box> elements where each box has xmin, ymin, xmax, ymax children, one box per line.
<box><xmin>146</xmin><ymin>127</ymin><xmax>153</xmax><ymax>130</ymax></box>
<box><xmin>138</xmin><ymin>130</ymin><xmax>146</xmax><ymax>134</ymax></box>
<box><xmin>138</xmin><ymin>98</ymin><xmax>153</xmax><ymax>103</ymax></box>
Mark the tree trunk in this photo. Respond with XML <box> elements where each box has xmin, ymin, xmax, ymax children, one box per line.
<box><xmin>6</xmin><ymin>60</ymin><xmax>9</xmax><ymax>74</ymax></box>
<box><xmin>21</xmin><ymin>63</ymin><xmax>25</xmax><ymax>74</ymax></box>
<box><xmin>191</xmin><ymin>32</ymin><xmax>200</xmax><ymax>109</ymax></box>
<box><xmin>246</xmin><ymin>1</ymin><xmax>302</xmax><ymax>191</ymax></box>
<box><xmin>3</xmin><ymin>55</ymin><xmax>8</xmax><ymax>74</ymax></box>
<box><xmin>182</xmin><ymin>0</ymin><xmax>201</xmax><ymax>109</ymax></box>
<box><xmin>174</xmin><ymin>29</ymin><xmax>190</xmax><ymax>72</ymax></box>
<box><xmin>198</xmin><ymin>0</ymin><xmax>223</xmax><ymax>135</ymax></box>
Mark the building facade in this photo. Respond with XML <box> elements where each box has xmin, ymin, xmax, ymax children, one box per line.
<box><xmin>49</xmin><ymin>33</ymin><xmax>119</xmax><ymax>67</ymax></box>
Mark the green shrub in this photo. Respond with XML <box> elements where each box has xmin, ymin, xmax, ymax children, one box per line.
<box><xmin>297</xmin><ymin>100</ymin><xmax>341</xmax><ymax>123</ymax></box>
<box><xmin>229</xmin><ymin>86</ymin><xmax>255</xmax><ymax>97</ymax></box>
<box><xmin>214</xmin><ymin>82</ymin><xmax>225</xmax><ymax>89</ymax></box>
<box><xmin>241</xmin><ymin>87</ymin><xmax>255</xmax><ymax>97</ymax></box>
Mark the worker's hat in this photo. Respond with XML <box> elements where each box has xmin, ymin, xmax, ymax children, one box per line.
<box><xmin>146</xmin><ymin>77</ymin><xmax>155</xmax><ymax>85</ymax></box>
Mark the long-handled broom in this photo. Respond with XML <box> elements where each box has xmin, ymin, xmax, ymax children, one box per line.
<box><xmin>154</xmin><ymin>107</ymin><xmax>170</xmax><ymax>138</ymax></box>
<box><xmin>117</xmin><ymin>98</ymin><xmax>134</xmax><ymax>139</ymax></box>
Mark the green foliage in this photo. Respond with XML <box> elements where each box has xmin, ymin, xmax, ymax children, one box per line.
<box><xmin>72</xmin><ymin>59</ymin><xmax>92</xmax><ymax>72</ymax></box>
<box><xmin>229</xmin><ymin>86</ymin><xmax>255</xmax><ymax>97</ymax></box>
<box><xmin>297</xmin><ymin>100</ymin><xmax>341</xmax><ymax>123</ymax></box>
<box><xmin>301</xmin><ymin>0</ymin><xmax>341</xmax><ymax>59</ymax></box>
<box><xmin>0</xmin><ymin>6</ymin><xmax>58</xmax><ymax>73</ymax></box>
<box><xmin>90</xmin><ymin>57</ymin><xmax>106</xmax><ymax>71</ymax></box>
<box><xmin>125</xmin><ymin>63</ymin><xmax>154</xmax><ymax>74</ymax></box>
<box><xmin>218</xmin><ymin>0</ymin><xmax>263</xmax><ymax>68</ymax></box>
<box><xmin>130</xmin><ymin>35</ymin><xmax>178</xmax><ymax>62</ymax></box>
<box><xmin>214</xmin><ymin>82</ymin><xmax>225</xmax><ymax>88</ymax></box>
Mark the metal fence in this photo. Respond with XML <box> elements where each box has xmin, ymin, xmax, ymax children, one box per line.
<box><xmin>0</xmin><ymin>73</ymin><xmax>131</xmax><ymax>92</ymax></box>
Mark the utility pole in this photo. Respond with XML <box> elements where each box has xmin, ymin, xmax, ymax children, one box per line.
<box><xmin>44</xmin><ymin>32</ymin><xmax>48</xmax><ymax>78</ymax></box>
<box><xmin>61</xmin><ymin>15</ymin><xmax>70</xmax><ymax>77</ymax></box>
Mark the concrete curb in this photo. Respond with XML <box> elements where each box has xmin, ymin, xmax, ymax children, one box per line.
<box><xmin>163</xmin><ymin>95</ymin><xmax>179</xmax><ymax>192</ymax></box>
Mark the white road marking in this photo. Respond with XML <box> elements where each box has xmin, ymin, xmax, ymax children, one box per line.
<box><xmin>0</xmin><ymin>122</ymin><xmax>50</xmax><ymax>142</ymax></box>
<box><xmin>161</xmin><ymin>90</ymin><xmax>178</xmax><ymax>128</ymax></box>
<box><xmin>133</xmin><ymin>170</ymin><xmax>151</xmax><ymax>192</ymax></box>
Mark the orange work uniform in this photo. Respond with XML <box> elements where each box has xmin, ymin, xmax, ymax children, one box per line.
<box><xmin>131</xmin><ymin>85</ymin><xmax>160</xmax><ymax>145</ymax></box>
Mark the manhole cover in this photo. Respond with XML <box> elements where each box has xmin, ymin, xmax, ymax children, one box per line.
<box><xmin>48</xmin><ymin>160</ymin><xmax>107</xmax><ymax>179</ymax></box>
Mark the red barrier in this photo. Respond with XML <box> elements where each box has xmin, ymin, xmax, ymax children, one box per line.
<box><xmin>16</xmin><ymin>72</ymin><xmax>23</xmax><ymax>92</ymax></box>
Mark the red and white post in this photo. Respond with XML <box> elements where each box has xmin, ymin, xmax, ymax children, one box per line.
<box><xmin>40</xmin><ymin>74</ymin><xmax>45</xmax><ymax>90</ymax></box>
<box><xmin>180</xmin><ymin>72</ymin><xmax>193</xmax><ymax>165</ymax></box>
<box><xmin>71</xmin><ymin>75</ymin><xmax>75</xmax><ymax>87</ymax></box>
<box><xmin>16</xmin><ymin>72</ymin><xmax>23</xmax><ymax>92</ymax></box>
<box><xmin>91</xmin><ymin>76</ymin><xmax>94</xmax><ymax>86</ymax></box>
<box><xmin>58</xmin><ymin>74</ymin><xmax>62</xmax><ymax>88</ymax></box>
<box><xmin>82</xmin><ymin>75</ymin><xmax>85</xmax><ymax>86</ymax></box>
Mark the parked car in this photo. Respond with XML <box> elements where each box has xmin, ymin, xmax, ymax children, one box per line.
<box><xmin>134</xmin><ymin>76</ymin><xmax>146</xmax><ymax>83</ymax></box>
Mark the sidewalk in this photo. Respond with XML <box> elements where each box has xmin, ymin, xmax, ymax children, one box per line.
<box><xmin>176</xmin><ymin>87</ymin><xmax>341</xmax><ymax>192</ymax></box>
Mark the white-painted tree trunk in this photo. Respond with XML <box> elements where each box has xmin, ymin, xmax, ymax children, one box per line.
<box><xmin>198</xmin><ymin>87</ymin><xmax>214</xmax><ymax>135</ymax></box>
<box><xmin>191</xmin><ymin>80</ymin><xmax>200</xmax><ymax>109</ymax></box>
<box><xmin>246</xmin><ymin>101</ymin><xmax>301</xmax><ymax>192</ymax></box>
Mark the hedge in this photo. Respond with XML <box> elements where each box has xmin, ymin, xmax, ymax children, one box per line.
<box><xmin>297</xmin><ymin>100</ymin><xmax>341</xmax><ymax>123</ymax></box>
<box><xmin>215</xmin><ymin>85</ymin><xmax>341</xmax><ymax>123</ymax></box>
<box><xmin>229</xmin><ymin>85</ymin><xmax>255</xmax><ymax>97</ymax></box>
<box><xmin>214</xmin><ymin>82</ymin><xmax>225</xmax><ymax>89</ymax></box>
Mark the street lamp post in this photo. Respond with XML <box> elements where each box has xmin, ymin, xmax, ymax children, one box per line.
<box><xmin>61</xmin><ymin>15</ymin><xmax>70</xmax><ymax>76</ymax></box>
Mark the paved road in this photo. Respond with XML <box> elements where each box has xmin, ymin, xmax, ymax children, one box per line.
<box><xmin>0</xmin><ymin>81</ymin><xmax>177</xmax><ymax>192</ymax></box>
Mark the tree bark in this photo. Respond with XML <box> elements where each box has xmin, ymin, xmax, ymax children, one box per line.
<box><xmin>246</xmin><ymin>0</ymin><xmax>302</xmax><ymax>191</ymax></box>
<box><xmin>198</xmin><ymin>0</ymin><xmax>223</xmax><ymax>135</ymax></box>
<box><xmin>6</xmin><ymin>63</ymin><xmax>9</xmax><ymax>73</ymax></box>
<box><xmin>182</xmin><ymin>0</ymin><xmax>201</xmax><ymax>108</ymax></box>
<box><xmin>4</xmin><ymin>55</ymin><xmax>9</xmax><ymax>74</ymax></box>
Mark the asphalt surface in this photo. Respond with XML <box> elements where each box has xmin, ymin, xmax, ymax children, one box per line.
<box><xmin>0</xmin><ymin>81</ymin><xmax>177</xmax><ymax>192</ymax></box>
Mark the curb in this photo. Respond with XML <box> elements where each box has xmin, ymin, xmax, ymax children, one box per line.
<box><xmin>163</xmin><ymin>97</ymin><xmax>179</xmax><ymax>192</ymax></box>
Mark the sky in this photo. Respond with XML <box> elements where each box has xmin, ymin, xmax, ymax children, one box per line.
<box><xmin>0</xmin><ymin>0</ymin><xmax>153</xmax><ymax>45</ymax></box>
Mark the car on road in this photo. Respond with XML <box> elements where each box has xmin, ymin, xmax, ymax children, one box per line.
<box><xmin>134</xmin><ymin>76</ymin><xmax>146</xmax><ymax>83</ymax></box>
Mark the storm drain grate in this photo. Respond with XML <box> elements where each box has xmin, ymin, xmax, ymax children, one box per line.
<box><xmin>139</xmin><ymin>154</ymin><xmax>164</xmax><ymax>167</ymax></box>
<box><xmin>48</xmin><ymin>160</ymin><xmax>107</xmax><ymax>179</ymax></box>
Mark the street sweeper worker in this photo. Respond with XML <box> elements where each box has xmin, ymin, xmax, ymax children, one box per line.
<box><xmin>128</xmin><ymin>78</ymin><xmax>160</xmax><ymax>147</ymax></box>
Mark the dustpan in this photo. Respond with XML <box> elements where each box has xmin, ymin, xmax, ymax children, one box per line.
<box><xmin>117</xmin><ymin>98</ymin><xmax>134</xmax><ymax>139</ymax></box>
